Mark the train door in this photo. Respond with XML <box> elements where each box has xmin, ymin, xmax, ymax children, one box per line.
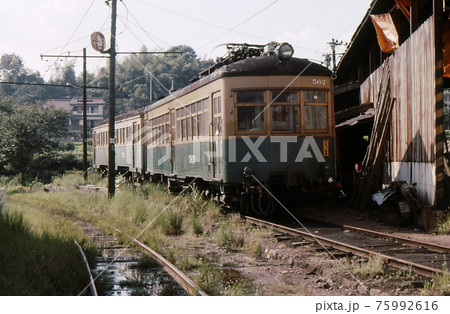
<box><xmin>211</xmin><ymin>92</ymin><xmax>223</xmax><ymax>178</ymax></box>
<box><xmin>169</xmin><ymin>109</ymin><xmax>175</xmax><ymax>174</ymax></box>
<box><xmin>132</xmin><ymin>122</ymin><xmax>137</xmax><ymax>169</ymax></box>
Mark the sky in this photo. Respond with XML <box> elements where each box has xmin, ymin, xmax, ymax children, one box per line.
<box><xmin>0</xmin><ymin>0</ymin><xmax>372</xmax><ymax>81</ymax></box>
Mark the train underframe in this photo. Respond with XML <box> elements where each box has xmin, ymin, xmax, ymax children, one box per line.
<box><xmin>99</xmin><ymin>165</ymin><xmax>340</xmax><ymax>215</ymax></box>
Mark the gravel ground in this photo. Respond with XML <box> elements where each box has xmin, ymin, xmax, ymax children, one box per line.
<box><xmin>178</xmin><ymin>205</ymin><xmax>449</xmax><ymax>296</ymax></box>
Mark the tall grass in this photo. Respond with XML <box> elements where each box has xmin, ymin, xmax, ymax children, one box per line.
<box><xmin>423</xmin><ymin>262</ymin><xmax>450</xmax><ymax>295</ymax></box>
<box><xmin>3</xmin><ymin>174</ymin><xmax>254</xmax><ymax>295</ymax></box>
<box><xmin>0</xmin><ymin>212</ymin><xmax>97</xmax><ymax>295</ymax></box>
<box><xmin>344</xmin><ymin>255</ymin><xmax>385</xmax><ymax>276</ymax></box>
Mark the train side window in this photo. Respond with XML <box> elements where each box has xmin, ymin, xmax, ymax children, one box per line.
<box><xmin>237</xmin><ymin>106</ymin><xmax>265</xmax><ymax>131</ymax></box>
<box><xmin>176</xmin><ymin>109</ymin><xmax>181</xmax><ymax>140</ymax></box>
<box><xmin>197</xmin><ymin>114</ymin><xmax>203</xmax><ymax>137</ymax></box>
<box><xmin>187</xmin><ymin>116</ymin><xmax>192</xmax><ymax>140</ymax></box>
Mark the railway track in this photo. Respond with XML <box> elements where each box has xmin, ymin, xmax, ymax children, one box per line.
<box><xmin>78</xmin><ymin>222</ymin><xmax>202</xmax><ymax>296</ymax></box>
<box><xmin>245</xmin><ymin>216</ymin><xmax>450</xmax><ymax>279</ymax></box>
<box><xmin>114</xmin><ymin>228</ymin><xmax>208</xmax><ymax>296</ymax></box>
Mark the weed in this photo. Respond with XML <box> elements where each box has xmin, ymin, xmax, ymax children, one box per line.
<box><xmin>162</xmin><ymin>209</ymin><xmax>184</xmax><ymax>236</ymax></box>
<box><xmin>130</xmin><ymin>255</ymin><xmax>161</xmax><ymax>270</ymax></box>
<box><xmin>183</xmin><ymin>188</ymin><xmax>209</xmax><ymax>214</ymax></box>
<box><xmin>196</xmin><ymin>264</ymin><xmax>223</xmax><ymax>295</ymax></box>
<box><xmin>249</xmin><ymin>240</ymin><xmax>263</xmax><ymax>259</ymax></box>
<box><xmin>133</xmin><ymin>204</ymin><xmax>148</xmax><ymax>224</ymax></box>
<box><xmin>345</xmin><ymin>255</ymin><xmax>385</xmax><ymax>277</ymax></box>
<box><xmin>0</xmin><ymin>175</ymin><xmax>27</xmax><ymax>194</ymax></box>
<box><xmin>437</xmin><ymin>215</ymin><xmax>450</xmax><ymax>234</ymax></box>
<box><xmin>423</xmin><ymin>261</ymin><xmax>450</xmax><ymax>295</ymax></box>
<box><xmin>159</xmin><ymin>283</ymin><xmax>184</xmax><ymax>296</ymax></box>
<box><xmin>225</xmin><ymin>280</ymin><xmax>256</xmax><ymax>296</ymax></box>
<box><xmin>190</xmin><ymin>213</ymin><xmax>204</xmax><ymax>236</ymax></box>
<box><xmin>216</xmin><ymin>222</ymin><xmax>244</xmax><ymax>251</ymax></box>
<box><xmin>52</xmin><ymin>172</ymin><xmax>85</xmax><ymax>189</ymax></box>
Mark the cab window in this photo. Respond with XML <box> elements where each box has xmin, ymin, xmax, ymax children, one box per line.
<box><xmin>304</xmin><ymin>91</ymin><xmax>327</xmax><ymax>130</ymax></box>
<box><xmin>271</xmin><ymin>92</ymin><xmax>299</xmax><ymax>131</ymax></box>
<box><xmin>236</xmin><ymin>91</ymin><xmax>265</xmax><ymax>132</ymax></box>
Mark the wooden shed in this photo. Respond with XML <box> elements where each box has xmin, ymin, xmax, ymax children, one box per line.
<box><xmin>334</xmin><ymin>0</ymin><xmax>449</xmax><ymax>209</ymax></box>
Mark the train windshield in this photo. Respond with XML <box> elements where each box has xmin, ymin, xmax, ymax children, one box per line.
<box><xmin>236</xmin><ymin>91</ymin><xmax>265</xmax><ymax>131</ymax></box>
<box><xmin>271</xmin><ymin>92</ymin><xmax>299</xmax><ymax>131</ymax></box>
<box><xmin>237</xmin><ymin>106</ymin><xmax>265</xmax><ymax>131</ymax></box>
<box><xmin>304</xmin><ymin>91</ymin><xmax>327</xmax><ymax>130</ymax></box>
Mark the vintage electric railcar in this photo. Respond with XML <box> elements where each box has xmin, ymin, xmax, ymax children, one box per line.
<box><xmin>93</xmin><ymin>43</ymin><xmax>336</xmax><ymax>214</ymax></box>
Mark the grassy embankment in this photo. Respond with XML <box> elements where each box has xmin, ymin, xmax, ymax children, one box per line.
<box><xmin>0</xmin><ymin>204</ymin><xmax>96</xmax><ymax>295</ymax></box>
<box><xmin>2</xmin><ymin>172</ymin><xmax>268</xmax><ymax>295</ymax></box>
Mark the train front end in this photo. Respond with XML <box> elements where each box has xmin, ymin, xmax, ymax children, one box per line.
<box><xmin>216</xmin><ymin>44</ymin><xmax>336</xmax><ymax>213</ymax></box>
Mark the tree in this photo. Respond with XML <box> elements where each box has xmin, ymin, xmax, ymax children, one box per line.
<box><xmin>0</xmin><ymin>53</ymin><xmax>48</xmax><ymax>103</ymax></box>
<box><xmin>0</xmin><ymin>100</ymin><xmax>68</xmax><ymax>184</ymax></box>
<box><xmin>115</xmin><ymin>45</ymin><xmax>213</xmax><ymax>112</ymax></box>
<box><xmin>48</xmin><ymin>62</ymin><xmax>80</xmax><ymax>98</ymax></box>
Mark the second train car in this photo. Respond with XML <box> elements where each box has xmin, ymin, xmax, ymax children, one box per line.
<box><xmin>93</xmin><ymin>42</ymin><xmax>336</xmax><ymax>214</ymax></box>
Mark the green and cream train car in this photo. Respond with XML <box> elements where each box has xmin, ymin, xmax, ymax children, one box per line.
<box><xmin>93</xmin><ymin>43</ymin><xmax>336</xmax><ymax>214</ymax></box>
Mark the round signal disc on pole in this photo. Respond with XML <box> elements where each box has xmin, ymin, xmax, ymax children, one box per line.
<box><xmin>90</xmin><ymin>32</ymin><xmax>105</xmax><ymax>52</ymax></box>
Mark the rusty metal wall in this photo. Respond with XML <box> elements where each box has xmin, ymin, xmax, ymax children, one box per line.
<box><xmin>360</xmin><ymin>16</ymin><xmax>436</xmax><ymax>205</ymax></box>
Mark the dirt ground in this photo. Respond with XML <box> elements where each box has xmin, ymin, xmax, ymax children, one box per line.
<box><xmin>45</xmin><ymin>183</ymin><xmax>449</xmax><ymax>296</ymax></box>
<box><xmin>180</xmin><ymin>206</ymin><xmax>449</xmax><ymax>296</ymax></box>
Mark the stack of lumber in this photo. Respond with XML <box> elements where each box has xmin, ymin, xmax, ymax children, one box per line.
<box><xmin>350</xmin><ymin>62</ymin><xmax>396</xmax><ymax>211</ymax></box>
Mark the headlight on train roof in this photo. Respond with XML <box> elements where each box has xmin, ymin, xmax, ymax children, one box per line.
<box><xmin>276</xmin><ymin>42</ymin><xmax>294</xmax><ymax>61</ymax></box>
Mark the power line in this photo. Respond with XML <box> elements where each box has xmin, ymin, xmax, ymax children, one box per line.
<box><xmin>135</xmin><ymin>0</ymin><xmax>268</xmax><ymax>42</ymax></box>
<box><xmin>0</xmin><ymin>81</ymin><xmax>107</xmax><ymax>89</ymax></box>
<box><xmin>120</xmin><ymin>1</ymin><xmax>169</xmax><ymax>50</ymax></box>
<box><xmin>198</xmin><ymin>0</ymin><xmax>280</xmax><ymax>49</ymax></box>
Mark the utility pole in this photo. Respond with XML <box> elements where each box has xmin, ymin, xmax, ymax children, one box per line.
<box><xmin>327</xmin><ymin>38</ymin><xmax>345</xmax><ymax>72</ymax></box>
<box><xmin>82</xmin><ymin>48</ymin><xmax>88</xmax><ymax>182</ymax></box>
<box><xmin>107</xmin><ymin>0</ymin><xmax>117</xmax><ymax>197</ymax></box>
<box><xmin>39</xmin><ymin>53</ymin><xmax>108</xmax><ymax>184</ymax></box>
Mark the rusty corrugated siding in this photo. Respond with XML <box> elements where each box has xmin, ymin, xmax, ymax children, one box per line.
<box><xmin>360</xmin><ymin>16</ymin><xmax>436</xmax><ymax>205</ymax></box>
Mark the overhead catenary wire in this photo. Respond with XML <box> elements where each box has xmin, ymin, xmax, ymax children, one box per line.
<box><xmin>198</xmin><ymin>0</ymin><xmax>281</xmax><ymax>50</ymax></box>
<box><xmin>119</xmin><ymin>0</ymin><xmax>170</xmax><ymax>51</ymax></box>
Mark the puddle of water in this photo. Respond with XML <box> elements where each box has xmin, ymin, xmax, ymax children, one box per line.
<box><xmin>80</xmin><ymin>224</ymin><xmax>186</xmax><ymax>296</ymax></box>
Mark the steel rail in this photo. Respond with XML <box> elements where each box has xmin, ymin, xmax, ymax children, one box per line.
<box><xmin>73</xmin><ymin>240</ymin><xmax>98</xmax><ymax>296</ymax></box>
<box><xmin>115</xmin><ymin>229</ymin><xmax>207</xmax><ymax>296</ymax></box>
<box><xmin>245</xmin><ymin>216</ymin><xmax>446</xmax><ymax>279</ymax></box>
<box><xmin>297</xmin><ymin>214</ymin><xmax>450</xmax><ymax>254</ymax></box>
<box><xmin>338</xmin><ymin>224</ymin><xmax>450</xmax><ymax>254</ymax></box>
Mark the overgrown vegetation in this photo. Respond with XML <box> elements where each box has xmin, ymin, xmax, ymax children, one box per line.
<box><xmin>423</xmin><ymin>262</ymin><xmax>450</xmax><ymax>295</ymax></box>
<box><xmin>4</xmin><ymin>172</ymin><xmax>446</xmax><ymax>296</ymax></box>
<box><xmin>0</xmin><ymin>211</ymin><xmax>97</xmax><ymax>295</ymax></box>
<box><xmin>344</xmin><ymin>255</ymin><xmax>385</xmax><ymax>277</ymax></box>
<box><xmin>2</xmin><ymin>172</ymin><xmax>264</xmax><ymax>295</ymax></box>
<box><xmin>437</xmin><ymin>214</ymin><xmax>450</xmax><ymax>234</ymax></box>
<box><xmin>0</xmin><ymin>99</ymin><xmax>80</xmax><ymax>184</ymax></box>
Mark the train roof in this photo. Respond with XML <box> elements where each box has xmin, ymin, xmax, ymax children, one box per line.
<box><xmin>93</xmin><ymin>107</ymin><xmax>144</xmax><ymax>128</ymax></box>
<box><xmin>144</xmin><ymin>55</ymin><xmax>331</xmax><ymax>113</ymax></box>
